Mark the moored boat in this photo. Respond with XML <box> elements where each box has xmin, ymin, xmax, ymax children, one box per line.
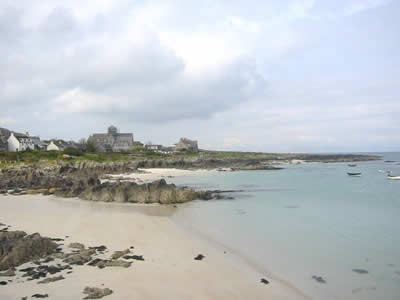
<box><xmin>348</xmin><ymin>163</ymin><xmax>357</xmax><ymax>167</ymax></box>
<box><xmin>347</xmin><ymin>172</ymin><xmax>362</xmax><ymax>177</ymax></box>
<box><xmin>387</xmin><ymin>175</ymin><xmax>400</xmax><ymax>180</ymax></box>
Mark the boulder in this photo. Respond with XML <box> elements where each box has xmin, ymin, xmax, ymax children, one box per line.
<box><xmin>0</xmin><ymin>231</ymin><xmax>58</xmax><ymax>271</ymax></box>
<box><xmin>83</xmin><ymin>286</ymin><xmax>113</xmax><ymax>299</ymax></box>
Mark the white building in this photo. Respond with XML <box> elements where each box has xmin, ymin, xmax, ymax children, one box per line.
<box><xmin>47</xmin><ymin>140</ymin><xmax>67</xmax><ymax>151</ymax></box>
<box><xmin>7</xmin><ymin>133</ymin><xmax>35</xmax><ymax>152</ymax></box>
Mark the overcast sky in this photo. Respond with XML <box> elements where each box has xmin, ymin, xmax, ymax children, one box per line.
<box><xmin>1</xmin><ymin>0</ymin><xmax>399</xmax><ymax>152</ymax></box>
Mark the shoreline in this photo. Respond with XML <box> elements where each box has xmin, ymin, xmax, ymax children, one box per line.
<box><xmin>0</xmin><ymin>194</ymin><xmax>307</xmax><ymax>300</ymax></box>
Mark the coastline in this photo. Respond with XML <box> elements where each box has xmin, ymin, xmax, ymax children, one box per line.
<box><xmin>0</xmin><ymin>194</ymin><xmax>307</xmax><ymax>300</ymax></box>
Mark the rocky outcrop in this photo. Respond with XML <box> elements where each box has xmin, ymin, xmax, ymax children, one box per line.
<box><xmin>0</xmin><ymin>164</ymin><xmax>213</xmax><ymax>204</ymax></box>
<box><xmin>79</xmin><ymin>179</ymin><xmax>199</xmax><ymax>204</ymax></box>
<box><xmin>0</xmin><ymin>231</ymin><xmax>58</xmax><ymax>271</ymax></box>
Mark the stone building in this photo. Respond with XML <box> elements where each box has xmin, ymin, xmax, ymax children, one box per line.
<box><xmin>175</xmin><ymin>138</ymin><xmax>198</xmax><ymax>152</ymax></box>
<box><xmin>89</xmin><ymin>125</ymin><xmax>134</xmax><ymax>152</ymax></box>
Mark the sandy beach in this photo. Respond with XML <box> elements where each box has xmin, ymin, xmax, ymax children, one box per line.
<box><xmin>0</xmin><ymin>194</ymin><xmax>306</xmax><ymax>300</ymax></box>
<box><xmin>106</xmin><ymin>168</ymin><xmax>216</xmax><ymax>184</ymax></box>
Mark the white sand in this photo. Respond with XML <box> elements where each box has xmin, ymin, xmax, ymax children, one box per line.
<box><xmin>0</xmin><ymin>194</ymin><xmax>308</xmax><ymax>300</ymax></box>
<box><xmin>107</xmin><ymin>168</ymin><xmax>216</xmax><ymax>184</ymax></box>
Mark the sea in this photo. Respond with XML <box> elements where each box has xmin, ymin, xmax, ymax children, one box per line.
<box><xmin>170</xmin><ymin>152</ymin><xmax>400</xmax><ymax>300</ymax></box>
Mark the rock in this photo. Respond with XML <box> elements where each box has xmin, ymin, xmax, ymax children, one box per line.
<box><xmin>0</xmin><ymin>269</ymin><xmax>16</xmax><ymax>277</ymax></box>
<box><xmin>0</xmin><ymin>280</ymin><xmax>7</xmax><ymax>285</ymax></box>
<box><xmin>38</xmin><ymin>275</ymin><xmax>65</xmax><ymax>284</ymax></box>
<box><xmin>88</xmin><ymin>259</ymin><xmax>131</xmax><ymax>268</ymax></box>
<box><xmin>0</xmin><ymin>231</ymin><xmax>58</xmax><ymax>271</ymax></box>
<box><xmin>25</xmin><ymin>189</ymin><xmax>49</xmax><ymax>195</ymax></box>
<box><xmin>69</xmin><ymin>242</ymin><xmax>85</xmax><ymax>250</ymax></box>
<box><xmin>89</xmin><ymin>245</ymin><xmax>107</xmax><ymax>252</ymax></box>
<box><xmin>63</xmin><ymin>252</ymin><xmax>93</xmax><ymax>265</ymax></box>
<box><xmin>260</xmin><ymin>278</ymin><xmax>269</xmax><ymax>285</ymax></box>
<box><xmin>194</xmin><ymin>254</ymin><xmax>205</xmax><ymax>261</ymax></box>
<box><xmin>32</xmin><ymin>294</ymin><xmax>48</xmax><ymax>298</ymax></box>
<box><xmin>111</xmin><ymin>249</ymin><xmax>130</xmax><ymax>260</ymax></box>
<box><xmin>352</xmin><ymin>269</ymin><xmax>368</xmax><ymax>274</ymax></box>
<box><xmin>83</xmin><ymin>286</ymin><xmax>113</xmax><ymax>299</ymax></box>
<box><xmin>312</xmin><ymin>275</ymin><xmax>326</xmax><ymax>284</ymax></box>
<box><xmin>50</xmin><ymin>238</ymin><xmax>64</xmax><ymax>242</ymax></box>
<box><xmin>123</xmin><ymin>255</ymin><xmax>144</xmax><ymax>261</ymax></box>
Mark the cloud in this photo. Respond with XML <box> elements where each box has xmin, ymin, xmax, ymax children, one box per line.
<box><xmin>0</xmin><ymin>0</ymin><xmax>399</xmax><ymax>151</ymax></box>
<box><xmin>344</xmin><ymin>0</ymin><xmax>392</xmax><ymax>16</ymax></box>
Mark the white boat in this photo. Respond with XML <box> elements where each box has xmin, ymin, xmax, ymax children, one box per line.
<box><xmin>388</xmin><ymin>175</ymin><xmax>400</xmax><ymax>180</ymax></box>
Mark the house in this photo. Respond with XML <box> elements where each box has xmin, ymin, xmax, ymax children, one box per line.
<box><xmin>175</xmin><ymin>138</ymin><xmax>198</xmax><ymax>152</ymax></box>
<box><xmin>145</xmin><ymin>144</ymin><xmax>162</xmax><ymax>151</ymax></box>
<box><xmin>47</xmin><ymin>140</ymin><xmax>69</xmax><ymax>151</ymax></box>
<box><xmin>88</xmin><ymin>125</ymin><xmax>134</xmax><ymax>152</ymax></box>
<box><xmin>7</xmin><ymin>133</ymin><xmax>35</xmax><ymax>152</ymax></box>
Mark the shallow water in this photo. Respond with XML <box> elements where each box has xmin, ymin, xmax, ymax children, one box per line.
<box><xmin>171</xmin><ymin>153</ymin><xmax>400</xmax><ymax>300</ymax></box>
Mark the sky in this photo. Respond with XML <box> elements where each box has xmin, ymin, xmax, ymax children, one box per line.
<box><xmin>1</xmin><ymin>0</ymin><xmax>399</xmax><ymax>152</ymax></box>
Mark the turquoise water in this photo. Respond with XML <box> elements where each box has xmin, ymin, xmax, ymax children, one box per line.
<box><xmin>170</xmin><ymin>153</ymin><xmax>400</xmax><ymax>300</ymax></box>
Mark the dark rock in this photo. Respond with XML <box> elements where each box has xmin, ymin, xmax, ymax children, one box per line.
<box><xmin>194</xmin><ymin>254</ymin><xmax>205</xmax><ymax>261</ymax></box>
<box><xmin>32</xmin><ymin>294</ymin><xmax>48</xmax><ymax>298</ymax></box>
<box><xmin>352</xmin><ymin>269</ymin><xmax>368</xmax><ymax>274</ymax></box>
<box><xmin>50</xmin><ymin>238</ymin><xmax>64</xmax><ymax>242</ymax></box>
<box><xmin>123</xmin><ymin>255</ymin><xmax>144</xmax><ymax>261</ymax></box>
<box><xmin>0</xmin><ymin>280</ymin><xmax>7</xmax><ymax>285</ymax></box>
<box><xmin>312</xmin><ymin>275</ymin><xmax>326</xmax><ymax>284</ymax></box>
<box><xmin>90</xmin><ymin>245</ymin><xmax>107</xmax><ymax>252</ymax></box>
<box><xmin>83</xmin><ymin>286</ymin><xmax>113</xmax><ymax>299</ymax></box>
<box><xmin>260</xmin><ymin>278</ymin><xmax>269</xmax><ymax>285</ymax></box>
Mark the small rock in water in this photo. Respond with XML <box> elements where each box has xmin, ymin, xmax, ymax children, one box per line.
<box><xmin>32</xmin><ymin>294</ymin><xmax>48</xmax><ymax>298</ymax></box>
<box><xmin>312</xmin><ymin>275</ymin><xmax>327</xmax><ymax>284</ymax></box>
<box><xmin>260</xmin><ymin>278</ymin><xmax>270</xmax><ymax>285</ymax></box>
<box><xmin>194</xmin><ymin>254</ymin><xmax>205</xmax><ymax>261</ymax></box>
<box><xmin>0</xmin><ymin>280</ymin><xmax>8</xmax><ymax>285</ymax></box>
<box><xmin>83</xmin><ymin>286</ymin><xmax>113</xmax><ymax>299</ymax></box>
<box><xmin>352</xmin><ymin>269</ymin><xmax>368</xmax><ymax>274</ymax></box>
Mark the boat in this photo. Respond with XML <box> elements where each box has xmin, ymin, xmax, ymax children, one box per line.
<box><xmin>387</xmin><ymin>175</ymin><xmax>400</xmax><ymax>180</ymax></box>
<box><xmin>378</xmin><ymin>170</ymin><xmax>385</xmax><ymax>173</ymax></box>
<box><xmin>347</xmin><ymin>172</ymin><xmax>362</xmax><ymax>177</ymax></box>
<box><xmin>348</xmin><ymin>163</ymin><xmax>357</xmax><ymax>167</ymax></box>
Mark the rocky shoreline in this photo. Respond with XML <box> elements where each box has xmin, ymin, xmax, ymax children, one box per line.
<box><xmin>0</xmin><ymin>153</ymin><xmax>380</xmax><ymax>204</ymax></box>
<box><xmin>0</xmin><ymin>223</ymin><xmax>143</xmax><ymax>299</ymax></box>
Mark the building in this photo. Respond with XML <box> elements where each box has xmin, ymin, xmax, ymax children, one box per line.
<box><xmin>47</xmin><ymin>140</ymin><xmax>69</xmax><ymax>151</ymax></box>
<box><xmin>89</xmin><ymin>125</ymin><xmax>134</xmax><ymax>152</ymax></box>
<box><xmin>145</xmin><ymin>144</ymin><xmax>162</xmax><ymax>151</ymax></box>
<box><xmin>175</xmin><ymin>138</ymin><xmax>198</xmax><ymax>152</ymax></box>
<box><xmin>7</xmin><ymin>133</ymin><xmax>35</xmax><ymax>152</ymax></box>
